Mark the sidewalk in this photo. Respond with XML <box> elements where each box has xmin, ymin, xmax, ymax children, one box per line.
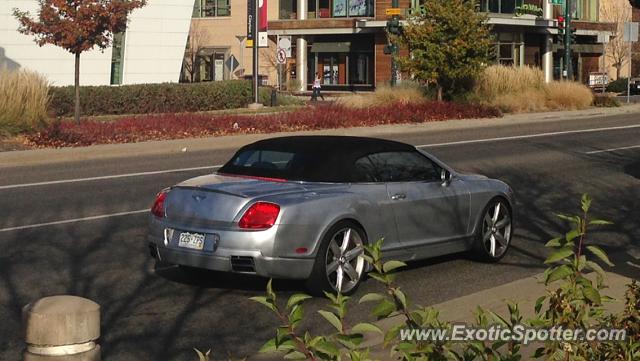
<box><xmin>249</xmin><ymin>271</ymin><xmax>633</xmax><ymax>361</ymax></box>
<box><xmin>2</xmin><ymin>104</ymin><xmax>640</xmax><ymax>168</ymax></box>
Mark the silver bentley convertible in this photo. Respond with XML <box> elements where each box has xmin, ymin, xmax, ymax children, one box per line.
<box><xmin>148</xmin><ymin>136</ymin><xmax>514</xmax><ymax>294</ymax></box>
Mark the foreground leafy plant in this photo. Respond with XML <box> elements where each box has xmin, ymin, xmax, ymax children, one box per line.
<box><xmin>532</xmin><ymin>194</ymin><xmax>614</xmax><ymax>360</ymax></box>
<box><xmin>249</xmin><ymin>279</ymin><xmax>381</xmax><ymax>360</ymax></box>
<box><xmin>198</xmin><ymin>194</ymin><xmax>638</xmax><ymax>361</ymax></box>
<box><xmin>598</xmin><ymin>280</ymin><xmax>640</xmax><ymax>360</ymax></box>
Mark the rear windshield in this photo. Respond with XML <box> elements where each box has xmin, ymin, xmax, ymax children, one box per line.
<box><xmin>218</xmin><ymin>149</ymin><xmax>334</xmax><ymax>182</ymax></box>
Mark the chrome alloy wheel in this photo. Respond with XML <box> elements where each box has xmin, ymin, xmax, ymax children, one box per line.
<box><xmin>481</xmin><ymin>200</ymin><xmax>512</xmax><ymax>259</ymax></box>
<box><xmin>325</xmin><ymin>228</ymin><xmax>365</xmax><ymax>293</ymax></box>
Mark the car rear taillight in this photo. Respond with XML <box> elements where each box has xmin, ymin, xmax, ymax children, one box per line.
<box><xmin>239</xmin><ymin>202</ymin><xmax>280</xmax><ymax>229</ymax></box>
<box><xmin>151</xmin><ymin>190</ymin><xmax>168</xmax><ymax>218</ymax></box>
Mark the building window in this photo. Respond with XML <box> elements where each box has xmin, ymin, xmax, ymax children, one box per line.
<box><xmin>551</xmin><ymin>0</ymin><xmax>598</xmax><ymax>21</ymax></box>
<box><xmin>306</xmin><ymin>35</ymin><xmax>375</xmax><ymax>90</ymax></box>
<box><xmin>193</xmin><ymin>0</ymin><xmax>230</xmax><ymax>17</ymax></box>
<box><xmin>479</xmin><ymin>0</ymin><xmax>540</xmax><ymax>14</ymax></box>
<box><xmin>279</xmin><ymin>0</ymin><xmax>373</xmax><ymax>19</ymax></box>
<box><xmin>575</xmin><ymin>0</ymin><xmax>598</xmax><ymax>21</ymax></box>
<box><xmin>495</xmin><ymin>32</ymin><xmax>524</xmax><ymax>66</ymax></box>
<box><xmin>110</xmin><ymin>32</ymin><xmax>125</xmax><ymax>85</ymax></box>
<box><xmin>194</xmin><ymin>48</ymin><xmax>229</xmax><ymax>82</ymax></box>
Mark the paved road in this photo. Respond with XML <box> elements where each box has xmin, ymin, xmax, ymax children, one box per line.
<box><xmin>1</xmin><ymin>112</ymin><xmax>639</xmax><ymax>360</ymax></box>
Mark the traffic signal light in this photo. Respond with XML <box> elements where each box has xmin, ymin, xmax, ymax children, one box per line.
<box><xmin>557</xmin><ymin>16</ymin><xmax>565</xmax><ymax>36</ymax></box>
<box><xmin>570</xmin><ymin>27</ymin><xmax>577</xmax><ymax>43</ymax></box>
<box><xmin>386</xmin><ymin>16</ymin><xmax>402</xmax><ymax>35</ymax></box>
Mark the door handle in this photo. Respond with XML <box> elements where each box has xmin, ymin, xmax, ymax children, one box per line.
<box><xmin>391</xmin><ymin>193</ymin><xmax>406</xmax><ymax>200</ymax></box>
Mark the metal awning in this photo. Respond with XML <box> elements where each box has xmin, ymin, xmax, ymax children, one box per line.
<box><xmin>310</xmin><ymin>42</ymin><xmax>351</xmax><ymax>52</ymax></box>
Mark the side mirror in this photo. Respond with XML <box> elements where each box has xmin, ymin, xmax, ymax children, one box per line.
<box><xmin>441</xmin><ymin>169</ymin><xmax>452</xmax><ymax>186</ymax></box>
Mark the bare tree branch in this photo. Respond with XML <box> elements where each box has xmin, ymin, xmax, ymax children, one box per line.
<box><xmin>182</xmin><ymin>21</ymin><xmax>209</xmax><ymax>82</ymax></box>
<box><xmin>601</xmin><ymin>0</ymin><xmax>632</xmax><ymax>79</ymax></box>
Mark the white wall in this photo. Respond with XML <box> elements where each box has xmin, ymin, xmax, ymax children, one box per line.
<box><xmin>122</xmin><ymin>0</ymin><xmax>193</xmax><ymax>84</ymax></box>
<box><xmin>0</xmin><ymin>0</ymin><xmax>193</xmax><ymax>86</ymax></box>
<box><xmin>1</xmin><ymin>0</ymin><xmax>112</xmax><ymax>85</ymax></box>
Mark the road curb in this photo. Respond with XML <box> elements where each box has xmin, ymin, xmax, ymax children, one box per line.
<box><xmin>2</xmin><ymin>104</ymin><xmax>640</xmax><ymax>168</ymax></box>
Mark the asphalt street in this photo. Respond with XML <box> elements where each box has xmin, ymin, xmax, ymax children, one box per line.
<box><xmin>1</xmin><ymin>112</ymin><xmax>639</xmax><ymax>360</ymax></box>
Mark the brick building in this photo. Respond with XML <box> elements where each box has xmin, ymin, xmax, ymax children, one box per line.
<box><xmin>268</xmin><ymin>0</ymin><xmax>615</xmax><ymax>90</ymax></box>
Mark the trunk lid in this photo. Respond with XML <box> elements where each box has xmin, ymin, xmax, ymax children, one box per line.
<box><xmin>164</xmin><ymin>173</ymin><xmax>307</xmax><ymax>228</ymax></box>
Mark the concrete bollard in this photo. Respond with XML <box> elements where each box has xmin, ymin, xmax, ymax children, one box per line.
<box><xmin>23</xmin><ymin>295</ymin><xmax>101</xmax><ymax>361</ymax></box>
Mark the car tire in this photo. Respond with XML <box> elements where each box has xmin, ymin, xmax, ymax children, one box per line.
<box><xmin>305</xmin><ymin>221</ymin><xmax>368</xmax><ymax>296</ymax></box>
<box><xmin>472</xmin><ymin>197</ymin><xmax>512</xmax><ymax>262</ymax></box>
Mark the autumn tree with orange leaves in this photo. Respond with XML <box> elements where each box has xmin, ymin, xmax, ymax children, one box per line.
<box><xmin>13</xmin><ymin>0</ymin><xmax>146</xmax><ymax>123</ymax></box>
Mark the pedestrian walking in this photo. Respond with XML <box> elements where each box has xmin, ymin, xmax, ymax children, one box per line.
<box><xmin>311</xmin><ymin>72</ymin><xmax>325</xmax><ymax>101</ymax></box>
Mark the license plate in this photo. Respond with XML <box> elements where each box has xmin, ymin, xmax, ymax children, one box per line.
<box><xmin>178</xmin><ymin>232</ymin><xmax>205</xmax><ymax>250</ymax></box>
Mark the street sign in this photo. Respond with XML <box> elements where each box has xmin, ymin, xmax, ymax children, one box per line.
<box><xmin>246</xmin><ymin>0</ymin><xmax>254</xmax><ymax>46</ymax></box>
<box><xmin>258</xmin><ymin>32</ymin><xmax>268</xmax><ymax>47</ymax></box>
<box><xmin>276</xmin><ymin>48</ymin><xmax>286</xmax><ymax>64</ymax></box>
<box><xmin>277</xmin><ymin>35</ymin><xmax>292</xmax><ymax>57</ymax></box>
<box><xmin>385</xmin><ymin>8</ymin><xmax>401</xmax><ymax>15</ymax></box>
<box><xmin>551</xmin><ymin>0</ymin><xmax>563</xmax><ymax>4</ymax></box>
<box><xmin>623</xmin><ymin>22</ymin><xmax>639</xmax><ymax>42</ymax></box>
<box><xmin>225</xmin><ymin>55</ymin><xmax>240</xmax><ymax>71</ymax></box>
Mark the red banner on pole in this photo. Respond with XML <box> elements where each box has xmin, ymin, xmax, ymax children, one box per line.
<box><xmin>259</xmin><ymin>0</ymin><xmax>267</xmax><ymax>31</ymax></box>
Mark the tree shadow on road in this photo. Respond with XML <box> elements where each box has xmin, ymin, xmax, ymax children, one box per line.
<box><xmin>1</xmin><ymin>144</ymin><xmax>638</xmax><ymax>361</ymax></box>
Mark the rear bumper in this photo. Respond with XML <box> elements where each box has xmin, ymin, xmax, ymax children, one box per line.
<box><xmin>148</xmin><ymin>240</ymin><xmax>315</xmax><ymax>279</ymax></box>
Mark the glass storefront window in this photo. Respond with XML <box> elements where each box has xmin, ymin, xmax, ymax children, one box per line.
<box><xmin>193</xmin><ymin>49</ymin><xmax>228</xmax><ymax>82</ymax></box>
<box><xmin>350</xmin><ymin>54</ymin><xmax>370</xmax><ymax>85</ymax></box>
<box><xmin>278</xmin><ymin>0</ymin><xmax>373</xmax><ymax>19</ymax></box>
<box><xmin>479</xmin><ymin>0</ymin><xmax>546</xmax><ymax>15</ymax></box>
<box><xmin>305</xmin><ymin>35</ymin><xmax>374</xmax><ymax>89</ymax></box>
<box><xmin>495</xmin><ymin>32</ymin><xmax>524</xmax><ymax>66</ymax></box>
<box><xmin>575</xmin><ymin>0</ymin><xmax>598</xmax><ymax>21</ymax></box>
<box><xmin>552</xmin><ymin>0</ymin><xmax>598</xmax><ymax>21</ymax></box>
<box><xmin>279</xmin><ymin>0</ymin><xmax>297</xmax><ymax>19</ymax></box>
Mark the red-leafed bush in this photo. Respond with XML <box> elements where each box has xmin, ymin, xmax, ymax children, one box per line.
<box><xmin>26</xmin><ymin>102</ymin><xmax>501</xmax><ymax>148</ymax></box>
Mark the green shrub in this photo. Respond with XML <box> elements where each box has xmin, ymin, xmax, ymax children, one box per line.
<box><xmin>593</xmin><ymin>94</ymin><xmax>622</xmax><ymax>107</ymax></box>
<box><xmin>49</xmin><ymin>80</ymin><xmax>263</xmax><ymax>117</ymax></box>
<box><xmin>606</xmin><ymin>77</ymin><xmax>628</xmax><ymax>93</ymax></box>
<box><xmin>0</xmin><ymin>68</ymin><xmax>51</xmax><ymax>135</ymax></box>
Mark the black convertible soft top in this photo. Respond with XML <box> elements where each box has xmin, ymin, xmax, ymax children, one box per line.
<box><xmin>218</xmin><ymin>136</ymin><xmax>415</xmax><ymax>182</ymax></box>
